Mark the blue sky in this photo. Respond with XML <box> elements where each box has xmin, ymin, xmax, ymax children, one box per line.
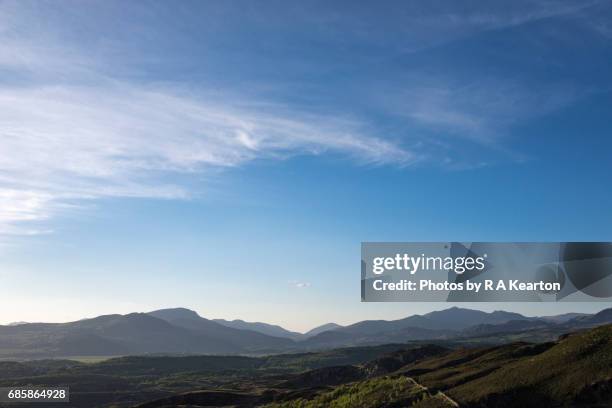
<box><xmin>1</xmin><ymin>0</ymin><xmax>611</xmax><ymax>331</ymax></box>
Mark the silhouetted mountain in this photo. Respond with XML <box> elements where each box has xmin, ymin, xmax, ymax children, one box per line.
<box><xmin>0</xmin><ymin>310</ymin><xmax>295</xmax><ymax>359</ymax></box>
<box><xmin>303</xmin><ymin>323</ymin><xmax>342</xmax><ymax>337</ymax></box>
<box><xmin>148</xmin><ymin>308</ymin><xmax>294</xmax><ymax>351</ymax></box>
<box><xmin>353</xmin><ymin>307</ymin><xmax>526</xmax><ymax>333</ymax></box>
<box><xmin>148</xmin><ymin>307</ymin><xmax>201</xmax><ymax>321</ymax></box>
<box><xmin>568</xmin><ymin>307</ymin><xmax>612</xmax><ymax>326</ymax></box>
<box><xmin>213</xmin><ymin>318</ymin><xmax>302</xmax><ymax>340</ymax></box>
<box><xmin>461</xmin><ymin>318</ymin><xmax>554</xmax><ymax>337</ymax></box>
<box><xmin>302</xmin><ymin>307</ymin><xmax>530</xmax><ymax>348</ymax></box>
<box><xmin>538</xmin><ymin>312</ymin><xmax>589</xmax><ymax>323</ymax></box>
<box><xmin>0</xmin><ymin>313</ymin><xmax>237</xmax><ymax>358</ymax></box>
<box><xmin>212</xmin><ymin>319</ymin><xmax>342</xmax><ymax>340</ymax></box>
<box><xmin>423</xmin><ymin>307</ymin><xmax>527</xmax><ymax>329</ymax></box>
<box><xmin>298</xmin><ymin>330</ymin><xmax>355</xmax><ymax>348</ymax></box>
<box><xmin>2</xmin><ymin>307</ymin><xmax>611</xmax><ymax>359</ymax></box>
<box><xmin>301</xmin><ymin>325</ymin><xmax>452</xmax><ymax>349</ymax></box>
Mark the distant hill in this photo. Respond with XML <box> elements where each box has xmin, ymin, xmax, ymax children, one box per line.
<box><xmin>421</xmin><ymin>307</ymin><xmax>527</xmax><ymax>329</ymax></box>
<box><xmin>6</xmin><ymin>321</ymin><xmax>30</xmax><ymax>326</ymax></box>
<box><xmin>302</xmin><ymin>307</ymin><xmax>532</xmax><ymax>348</ymax></box>
<box><xmin>303</xmin><ymin>322</ymin><xmax>342</xmax><ymax>338</ymax></box>
<box><xmin>211</xmin><ymin>319</ymin><xmax>341</xmax><ymax>340</ymax></box>
<box><xmin>301</xmin><ymin>325</ymin><xmax>454</xmax><ymax>349</ymax></box>
<box><xmin>147</xmin><ymin>308</ymin><xmax>294</xmax><ymax>351</ymax></box>
<box><xmin>461</xmin><ymin>318</ymin><xmax>554</xmax><ymax>337</ymax></box>
<box><xmin>0</xmin><ymin>309</ymin><xmax>294</xmax><ymax>359</ymax></box>
<box><xmin>348</xmin><ymin>307</ymin><xmax>528</xmax><ymax>334</ymax></box>
<box><xmin>0</xmin><ymin>313</ymin><xmax>234</xmax><ymax>358</ymax></box>
<box><xmin>213</xmin><ymin>318</ymin><xmax>302</xmax><ymax>340</ymax></box>
<box><xmin>538</xmin><ymin>312</ymin><xmax>589</xmax><ymax>323</ymax></box>
<box><xmin>568</xmin><ymin>307</ymin><xmax>612</xmax><ymax>326</ymax></box>
<box><xmin>147</xmin><ymin>308</ymin><xmax>201</xmax><ymax>321</ymax></box>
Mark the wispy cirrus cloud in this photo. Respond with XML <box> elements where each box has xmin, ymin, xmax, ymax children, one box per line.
<box><xmin>0</xmin><ymin>82</ymin><xmax>414</xmax><ymax>237</ymax></box>
<box><xmin>0</xmin><ymin>190</ymin><xmax>54</xmax><ymax>236</ymax></box>
<box><xmin>401</xmin><ymin>79</ymin><xmax>580</xmax><ymax>143</ymax></box>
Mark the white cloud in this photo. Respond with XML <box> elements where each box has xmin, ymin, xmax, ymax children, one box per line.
<box><xmin>0</xmin><ymin>82</ymin><xmax>414</xmax><ymax>238</ymax></box>
<box><xmin>0</xmin><ymin>190</ymin><xmax>53</xmax><ymax>235</ymax></box>
<box><xmin>289</xmin><ymin>280</ymin><xmax>311</xmax><ymax>289</ymax></box>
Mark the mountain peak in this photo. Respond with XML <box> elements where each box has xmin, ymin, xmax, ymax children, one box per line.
<box><xmin>147</xmin><ymin>308</ymin><xmax>202</xmax><ymax>321</ymax></box>
<box><xmin>304</xmin><ymin>323</ymin><xmax>342</xmax><ymax>337</ymax></box>
<box><xmin>7</xmin><ymin>321</ymin><xmax>30</xmax><ymax>326</ymax></box>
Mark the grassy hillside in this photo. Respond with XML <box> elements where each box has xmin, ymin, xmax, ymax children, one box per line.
<box><xmin>448</xmin><ymin>324</ymin><xmax>612</xmax><ymax>406</ymax></box>
<box><xmin>264</xmin><ymin>376</ymin><xmax>454</xmax><ymax>408</ymax></box>
<box><xmin>398</xmin><ymin>325</ymin><xmax>612</xmax><ymax>407</ymax></box>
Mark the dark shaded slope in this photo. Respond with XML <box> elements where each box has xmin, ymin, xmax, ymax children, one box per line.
<box><xmin>214</xmin><ymin>318</ymin><xmax>302</xmax><ymax>340</ymax></box>
<box><xmin>400</xmin><ymin>324</ymin><xmax>612</xmax><ymax>407</ymax></box>
<box><xmin>461</xmin><ymin>318</ymin><xmax>554</xmax><ymax>337</ymax></box>
<box><xmin>301</xmin><ymin>307</ymin><xmax>529</xmax><ymax>348</ymax></box>
<box><xmin>447</xmin><ymin>324</ymin><xmax>612</xmax><ymax>407</ymax></box>
<box><xmin>301</xmin><ymin>324</ymin><xmax>453</xmax><ymax>349</ymax></box>
<box><xmin>149</xmin><ymin>308</ymin><xmax>294</xmax><ymax>351</ymax></box>
<box><xmin>569</xmin><ymin>307</ymin><xmax>612</xmax><ymax>326</ymax></box>
<box><xmin>0</xmin><ymin>312</ymin><xmax>273</xmax><ymax>358</ymax></box>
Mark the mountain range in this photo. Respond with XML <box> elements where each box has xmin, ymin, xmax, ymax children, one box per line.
<box><xmin>0</xmin><ymin>306</ymin><xmax>610</xmax><ymax>359</ymax></box>
<box><xmin>211</xmin><ymin>318</ymin><xmax>340</xmax><ymax>340</ymax></box>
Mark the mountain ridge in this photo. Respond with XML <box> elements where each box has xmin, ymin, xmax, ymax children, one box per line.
<box><xmin>213</xmin><ymin>318</ymin><xmax>303</xmax><ymax>340</ymax></box>
<box><xmin>1</xmin><ymin>306</ymin><xmax>610</xmax><ymax>359</ymax></box>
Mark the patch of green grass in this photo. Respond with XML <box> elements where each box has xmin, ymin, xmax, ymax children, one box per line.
<box><xmin>264</xmin><ymin>376</ymin><xmax>451</xmax><ymax>408</ymax></box>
